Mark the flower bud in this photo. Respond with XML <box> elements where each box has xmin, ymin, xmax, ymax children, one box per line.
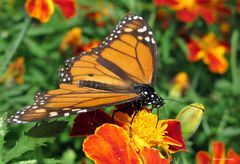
<box><xmin>176</xmin><ymin>103</ymin><xmax>205</xmax><ymax>139</ymax></box>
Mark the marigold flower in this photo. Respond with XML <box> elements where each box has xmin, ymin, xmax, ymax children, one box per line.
<box><xmin>154</xmin><ymin>0</ymin><xmax>230</xmax><ymax>24</ymax></box>
<box><xmin>60</xmin><ymin>27</ymin><xmax>100</xmax><ymax>54</ymax></box>
<box><xmin>169</xmin><ymin>72</ymin><xmax>189</xmax><ymax>98</ymax></box>
<box><xmin>25</xmin><ymin>0</ymin><xmax>76</xmax><ymax>23</ymax></box>
<box><xmin>196</xmin><ymin>141</ymin><xmax>240</xmax><ymax>164</ymax></box>
<box><xmin>237</xmin><ymin>0</ymin><xmax>240</xmax><ymax>13</ymax></box>
<box><xmin>83</xmin><ymin>2</ymin><xmax>114</xmax><ymax>28</ymax></box>
<box><xmin>0</xmin><ymin>57</ymin><xmax>25</xmax><ymax>85</ymax></box>
<box><xmin>82</xmin><ymin>108</ymin><xmax>187</xmax><ymax>163</ymax></box>
<box><xmin>60</xmin><ymin>27</ymin><xmax>82</xmax><ymax>53</ymax></box>
<box><xmin>187</xmin><ymin>33</ymin><xmax>229</xmax><ymax>74</ymax></box>
<box><xmin>79</xmin><ymin>40</ymin><xmax>101</xmax><ymax>52</ymax></box>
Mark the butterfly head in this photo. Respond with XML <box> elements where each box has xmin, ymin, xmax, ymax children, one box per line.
<box><xmin>134</xmin><ymin>84</ymin><xmax>164</xmax><ymax>108</ymax></box>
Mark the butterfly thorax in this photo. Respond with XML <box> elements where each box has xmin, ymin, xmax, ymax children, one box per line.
<box><xmin>133</xmin><ymin>84</ymin><xmax>164</xmax><ymax>108</ymax></box>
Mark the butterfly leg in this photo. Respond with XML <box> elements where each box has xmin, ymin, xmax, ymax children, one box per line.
<box><xmin>129</xmin><ymin>110</ymin><xmax>139</xmax><ymax>138</ymax></box>
<box><xmin>155</xmin><ymin>107</ymin><xmax>160</xmax><ymax>128</ymax></box>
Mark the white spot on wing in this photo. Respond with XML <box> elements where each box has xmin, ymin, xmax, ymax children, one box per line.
<box><xmin>137</xmin><ymin>26</ymin><xmax>147</xmax><ymax>33</ymax></box>
<box><xmin>49</xmin><ymin>112</ymin><xmax>58</xmax><ymax>117</ymax></box>
<box><xmin>76</xmin><ymin>109</ymin><xmax>88</xmax><ymax>113</ymax></box>
<box><xmin>64</xmin><ymin>113</ymin><xmax>70</xmax><ymax>116</ymax></box>
<box><xmin>133</xmin><ymin>16</ymin><xmax>139</xmax><ymax>20</ymax></box>
<box><xmin>144</xmin><ymin>37</ymin><xmax>150</xmax><ymax>42</ymax></box>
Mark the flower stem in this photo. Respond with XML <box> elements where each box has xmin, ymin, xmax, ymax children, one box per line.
<box><xmin>148</xmin><ymin>6</ymin><xmax>156</xmax><ymax>28</ymax></box>
<box><xmin>216</xmin><ymin>109</ymin><xmax>229</xmax><ymax>138</ymax></box>
<box><xmin>230</xmin><ymin>30</ymin><xmax>239</xmax><ymax>95</ymax></box>
<box><xmin>0</xmin><ymin>16</ymin><xmax>31</xmax><ymax>76</ymax></box>
<box><xmin>191</xmin><ymin>64</ymin><xmax>201</xmax><ymax>91</ymax></box>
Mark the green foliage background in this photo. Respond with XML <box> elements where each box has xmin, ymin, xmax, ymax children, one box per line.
<box><xmin>0</xmin><ymin>0</ymin><xmax>240</xmax><ymax>163</ymax></box>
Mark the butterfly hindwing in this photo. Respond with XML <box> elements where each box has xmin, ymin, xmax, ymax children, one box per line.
<box><xmin>9</xmin><ymin>84</ymin><xmax>139</xmax><ymax>123</ymax></box>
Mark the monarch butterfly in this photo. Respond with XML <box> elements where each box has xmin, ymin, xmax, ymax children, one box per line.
<box><xmin>8</xmin><ymin>14</ymin><xmax>164</xmax><ymax>123</ymax></box>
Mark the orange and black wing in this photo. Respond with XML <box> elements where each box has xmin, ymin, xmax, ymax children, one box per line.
<box><xmin>8</xmin><ymin>84</ymin><xmax>139</xmax><ymax>123</ymax></box>
<box><xmin>59</xmin><ymin>14</ymin><xmax>158</xmax><ymax>88</ymax></box>
<box><xmin>8</xmin><ymin>14</ymin><xmax>158</xmax><ymax>123</ymax></box>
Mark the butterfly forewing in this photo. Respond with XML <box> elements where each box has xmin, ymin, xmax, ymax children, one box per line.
<box><xmin>8</xmin><ymin>14</ymin><xmax>158</xmax><ymax>123</ymax></box>
<box><xmin>60</xmin><ymin>14</ymin><xmax>157</xmax><ymax>86</ymax></box>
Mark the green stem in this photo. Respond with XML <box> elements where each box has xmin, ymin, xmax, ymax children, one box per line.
<box><xmin>202</xmin><ymin>116</ymin><xmax>211</xmax><ymax>136</ymax></box>
<box><xmin>0</xmin><ymin>16</ymin><xmax>31</xmax><ymax>76</ymax></box>
<box><xmin>148</xmin><ymin>6</ymin><xmax>156</xmax><ymax>28</ymax></box>
<box><xmin>230</xmin><ymin>30</ymin><xmax>239</xmax><ymax>95</ymax></box>
<box><xmin>191</xmin><ymin>64</ymin><xmax>201</xmax><ymax>91</ymax></box>
<box><xmin>216</xmin><ymin>109</ymin><xmax>229</xmax><ymax>138</ymax></box>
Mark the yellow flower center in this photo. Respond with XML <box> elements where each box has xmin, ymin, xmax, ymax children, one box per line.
<box><xmin>129</xmin><ymin>110</ymin><xmax>168</xmax><ymax>150</ymax></box>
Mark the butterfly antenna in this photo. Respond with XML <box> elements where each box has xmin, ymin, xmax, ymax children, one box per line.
<box><xmin>164</xmin><ymin>98</ymin><xmax>205</xmax><ymax>112</ymax></box>
<box><xmin>163</xmin><ymin>105</ymin><xmax>166</xmax><ymax>118</ymax></box>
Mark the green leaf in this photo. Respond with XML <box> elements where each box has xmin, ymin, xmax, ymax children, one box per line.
<box><xmin>11</xmin><ymin>159</ymin><xmax>37</xmax><ymax>164</ymax></box>
<box><xmin>61</xmin><ymin>149</ymin><xmax>76</xmax><ymax>164</ymax></box>
<box><xmin>230</xmin><ymin>30</ymin><xmax>240</xmax><ymax>94</ymax></box>
<box><xmin>11</xmin><ymin>158</ymin><xmax>61</xmax><ymax>164</ymax></box>
<box><xmin>3</xmin><ymin>136</ymin><xmax>54</xmax><ymax>163</ymax></box>
<box><xmin>24</xmin><ymin>38</ymin><xmax>47</xmax><ymax>58</ymax></box>
<box><xmin>0</xmin><ymin>114</ymin><xmax>8</xmax><ymax>163</ymax></box>
<box><xmin>176</xmin><ymin>37</ymin><xmax>189</xmax><ymax>57</ymax></box>
<box><xmin>43</xmin><ymin>158</ymin><xmax>61</xmax><ymax>164</ymax></box>
<box><xmin>0</xmin><ymin>16</ymin><xmax>31</xmax><ymax>76</ymax></box>
<box><xmin>26</xmin><ymin>121</ymin><xmax>68</xmax><ymax>138</ymax></box>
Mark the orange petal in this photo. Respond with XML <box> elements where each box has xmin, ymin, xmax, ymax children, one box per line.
<box><xmin>163</xmin><ymin>136</ymin><xmax>182</xmax><ymax>147</ymax></box>
<box><xmin>140</xmin><ymin>147</ymin><xmax>170</xmax><ymax>164</ymax></box>
<box><xmin>198</xmin><ymin>7</ymin><xmax>215</xmax><ymax>24</ymax></box>
<box><xmin>25</xmin><ymin>0</ymin><xmax>54</xmax><ymax>23</ymax></box>
<box><xmin>196</xmin><ymin>151</ymin><xmax>211</xmax><ymax>164</ymax></box>
<box><xmin>80</xmin><ymin>40</ymin><xmax>101</xmax><ymax>52</ymax></box>
<box><xmin>204</xmin><ymin>53</ymin><xmax>228</xmax><ymax>74</ymax></box>
<box><xmin>60</xmin><ymin>27</ymin><xmax>82</xmax><ymax>54</ymax></box>
<box><xmin>212</xmin><ymin>141</ymin><xmax>225</xmax><ymax>164</ymax></box>
<box><xmin>83</xmin><ymin>124</ymin><xmax>141</xmax><ymax>164</ymax></box>
<box><xmin>0</xmin><ymin>57</ymin><xmax>25</xmax><ymax>84</ymax></box>
<box><xmin>153</xmin><ymin>0</ymin><xmax>178</xmax><ymax>6</ymax></box>
<box><xmin>187</xmin><ymin>40</ymin><xmax>202</xmax><ymax>62</ymax></box>
<box><xmin>113</xmin><ymin>103</ymin><xmax>142</xmax><ymax>127</ymax></box>
<box><xmin>53</xmin><ymin>0</ymin><xmax>76</xmax><ymax>19</ymax></box>
<box><xmin>176</xmin><ymin>9</ymin><xmax>197</xmax><ymax>23</ymax></box>
<box><xmin>226</xmin><ymin>148</ymin><xmax>240</xmax><ymax>164</ymax></box>
<box><xmin>161</xmin><ymin>120</ymin><xmax>187</xmax><ymax>153</ymax></box>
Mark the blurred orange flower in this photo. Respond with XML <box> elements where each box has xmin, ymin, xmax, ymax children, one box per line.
<box><xmin>25</xmin><ymin>0</ymin><xmax>76</xmax><ymax>23</ymax></box>
<box><xmin>83</xmin><ymin>109</ymin><xmax>187</xmax><ymax>163</ymax></box>
<box><xmin>0</xmin><ymin>57</ymin><xmax>25</xmax><ymax>85</ymax></box>
<box><xmin>154</xmin><ymin>0</ymin><xmax>230</xmax><ymax>24</ymax></box>
<box><xmin>169</xmin><ymin>72</ymin><xmax>189</xmax><ymax>98</ymax></box>
<box><xmin>60</xmin><ymin>27</ymin><xmax>100</xmax><ymax>54</ymax></box>
<box><xmin>187</xmin><ymin>33</ymin><xmax>229</xmax><ymax>74</ymax></box>
<box><xmin>81</xmin><ymin>1</ymin><xmax>114</xmax><ymax>28</ymax></box>
<box><xmin>60</xmin><ymin>27</ymin><xmax>82</xmax><ymax>53</ymax></box>
<box><xmin>79</xmin><ymin>40</ymin><xmax>101</xmax><ymax>52</ymax></box>
<box><xmin>196</xmin><ymin>141</ymin><xmax>240</xmax><ymax>164</ymax></box>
